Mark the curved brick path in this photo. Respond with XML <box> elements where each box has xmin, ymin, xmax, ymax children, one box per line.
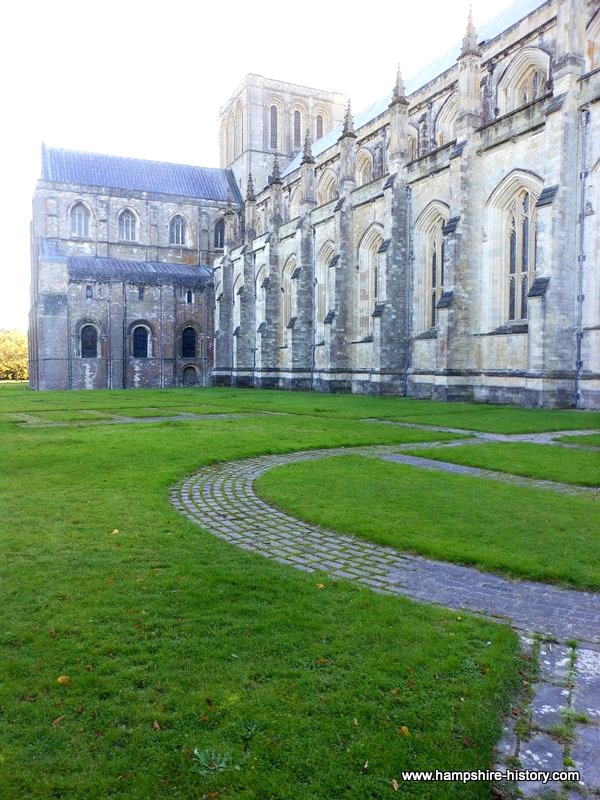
<box><xmin>171</xmin><ymin>445</ymin><xmax>599</xmax><ymax>642</ymax></box>
<box><xmin>171</xmin><ymin>443</ymin><xmax>600</xmax><ymax>796</ymax></box>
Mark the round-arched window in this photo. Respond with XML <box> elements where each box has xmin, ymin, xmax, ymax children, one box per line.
<box><xmin>81</xmin><ymin>325</ymin><xmax>97</xmax><ymax>358</ymax></box>
<box><xmin>133</xmin><ymin>326</ymin><xmax>148</xmax><ymax>358</ymax></box>
<box><xmin>182</xmin><ymin>327</ymin><xmax>196</xmax><ymax>358</ymax></box>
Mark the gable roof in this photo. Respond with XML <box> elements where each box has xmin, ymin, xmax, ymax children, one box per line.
<box><xmin>283</xmin><ymin>0</ymin><xmax>550</xmax><ymax>177</ymax></box>
<box><xmin>66</xmin><ymin>254</ymin><xmax>213</xmax><ymax>286</ymax></box>
<box><xmin>42</xmin><ymin>145</ymin><xmax>242</xmax><ymax>203</ymax></box>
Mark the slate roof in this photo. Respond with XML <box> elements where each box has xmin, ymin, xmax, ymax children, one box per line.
<box><xmin>66</xmin><ymin>254</ymin><xmax>213</xmax><ymax>285</ymax></box>
<box><xmin>283</xmin><ymin>0</ymin><xmax>550</xmax><ymax>177</ymax></box>
<box><xmin>42</xmin><ymin>145</ymin><xmax>242</xmax><ymax>203</ymax></box>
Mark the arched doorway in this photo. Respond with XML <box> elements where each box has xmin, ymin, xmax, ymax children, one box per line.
<box><xmin>182</xmin><ymin>366</ymin><xmax>198</xmax><ymax>386</ymax></box>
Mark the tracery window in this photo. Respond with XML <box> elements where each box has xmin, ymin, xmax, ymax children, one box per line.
<box><xmin>70</xmin><ymin>203</ymin><xmax>89</xmax><ymax>238</ymax></box>
<box><xmin>506</xmin><ymin>189</ymin><xmax>536</xmax><ymax>321</ymax></box>
<box><xmin>270</xmin><ymin>105</ymin><xmax>278</xmax><ymax>150</ymax></box>
<box><xmin>119</xmin><ymin>209</ymin><xmax>137</xmax><ymax>242</ymax></box>
<box><xmin>182</xmin><ymin>327</ymin><xmax>196</xmax><ymax>358</ymax></box>
<box><xmin>315</xmin><ymin>242</ymin><xmax>335</xmax><ymax>342</ymax></box>
<box><xmin>356</xmin><ymin>150</ymin><xmax>373</xmax><ymax>187</ymax></box>
<box><xmin>316</xmin><ymin>170</ymin><xmax>338</xmax><ymax>206</ymax></box>
<box><xmin>356</xmin><ymin>226</ymin><xmax>383</xmax><ymax>339</ymax></box>
<box><xmin>132</xmin><ymin>326</ymin><xmax>149</xmax><ymax>358</ymax></box>
<box><xmin>169</xmin><ymin>215</ymin><xmax>186</xmax><ymax>246</ymax></box>
<box><xmin>518</xmin><ymin>69</ymin><xmax>547</xmax><ymax>106</ymax></box>
<box><xmin>280</xmin><ymin>257</ymin><xmax>296</xmax><ymax>347</ymax></box>
<box><xmin>428</xmin><ymin>217</ymin><xmax>446</xmax><ymax>327</ymax></box>
<box><xmin>80</xmin><ymin>325</ymin><xmax>97</xmax><ymax>358</ymax></box>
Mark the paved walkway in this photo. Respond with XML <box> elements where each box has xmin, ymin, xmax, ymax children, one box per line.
<box><xmin>171</xmin><ymin>438</ymin><xmax>600</xmax><ymax>798</ymax></box>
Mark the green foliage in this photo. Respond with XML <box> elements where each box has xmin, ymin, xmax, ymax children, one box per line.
<box><xmin>0</xmin><ymin>328</ymin><xmax>28</xmax><ymax>381</ymax></box>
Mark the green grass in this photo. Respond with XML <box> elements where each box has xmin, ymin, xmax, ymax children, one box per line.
<box><xmin>407</xmin><ymin>442</ymin><xmax>600</xmax><ymax>487</ymax></box>
<box><xmin>1</xmin><ymin>382</ymin><xmax>599</xmax><ymax>432</ymax></box>
<box><xmin>256</xmin><ymin>456</ymin><xmax>600</xmax><ymax>590</ymax></box>
<box><xmin>555</xmin><ymin>433</ymin><xmax>600</xmax><ymax>448</ymax></box>
<box><xmin>0</xmin><ymin>385</ymin><xmax>523</xmax><ymax>799</ymax></box>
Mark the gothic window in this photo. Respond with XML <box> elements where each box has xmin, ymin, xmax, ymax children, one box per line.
<box><xmin>85</xmin><ymin>285</ymin><xmax>93</xmax><ymax>299</ymax></box>
<box><xmin>235</xmin><ymin>104</ymin><xmax>243</xmax><ymax>157</ymax></box>
<box><xmin>315</xmin><ymin>242</ymin><xmax>335</xmax><ymax>342</ymax></box>
<box><xmin>316</xmin><ymin>169</ymin><xmax>338</xmax><ymax>206</ymax></box>
<box><xmin>408</xmin><ymin>135</ymin><xmax>417</xmax><ymax>161</ymax></box>
<box><xmin>316</xmin><ymin>114</ymin><xmax>324</xmax><ymax>140</ymax></box>
<box><xmin>214</xmin><ymin>218</ymin><xmax>224</xmax><ymax>248</ymax></box>
<box><xmin>356</xmin><ymin>150</ymin><xmax>373</xmax><ymax>187</ymax></box>
<box><xmin>497</xmin><ymin>48</ymin><xmax>550</xmax><ymax>115</ymax></box>
<box><xmin>289</xmin><ymin>185</ymin><xmax>301</xmax><ymax>220</ymax></box>
<box><xmin>294</xmin><ymin>110</ymin><xmax>302</xmax><ymax>149</ymax></box>
<box><xmin>435</xmin><ymin>93</ymin><xmax>458</xmax><ymax>147</ymax></box>
<box><xmin>280</xmin><ymin>257</ymin><xmax>296</xmax><ymax>347</ymax></box>
<box><xmin>70</xmin><ymin>203</ymin><xmax>89</xmax><ymax>238</ymax></box>
<box><xmin>182</xmin><ymin>327</ymin><xmax>196</xmax><ymax>358</ymax></box>
<box><xmin>506</xmin><ymin>189</ymin><xmax>536</xmax><ymax>321</ymax></box>
<box><xmin>587</xmin><ymin>12</ymin><xmax>600</xmax><ymax>72</ymax></box>
<box><xmin>356</xmin><ymin>225</ymin><xmax>383</xmax><ymax>339</ymax></box>
<box><xmin>186</xmin><ymin>289</ymin><xmax>193</xmax><ymax>305</ymax></box>
<box><xmin>427</xmin><ymin>217</ymin><xmax>446</xmax><ymax>327</ymax></box>
<box><xmin>256</xmin><ymin>265</ymin><xmax>267</xmax><ymax>329</ymax></box>
<box><xmin>80</xmin><ymin>325</ymin><xmax>97</xmax><ymax>358</ymax></box>
<box><xmin>270</xmin><ymin>105</ymin><xmax>278</xmax><ymax>150</ymax></box>
<box><xmin>169</xmin><ymin>215</ymin><xmax>186</xmax><ymax>246</ymax></box>
<box><xmin>119</xmin><ymin>209</ymin><xmax>137</xmax><ymax>242</ymax></box>
<box><xmin>138</xmin><ymin>286</ymin><xmax>144</xmax><ymax>300</ymax></box>
<box><xmin>132</xmin><ymin>326</ymin><xmax>149</xmax><ymax>358</ymax></box>
<box><xmin>414</xmin><ymin>201</ymin><xmax>449</xmax><ymax>333</ymax></box>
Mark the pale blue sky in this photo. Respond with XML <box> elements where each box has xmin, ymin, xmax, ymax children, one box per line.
<box><xmin>0</xmin><ymin>0</ymin><xmax>509</xmax><ymax>332</ymax></box>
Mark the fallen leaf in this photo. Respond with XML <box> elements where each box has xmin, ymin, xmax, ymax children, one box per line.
<box><xmin>353</xmin><ymin>718</ymin><xmax>359</xmax><ymax>726</ymax></box>
<box><xmin>57</xmin><ymin>675</ymin><xmax>71</xmax><ymax>686</ymax></box>
<box><xmin>48</xmin><ymin>628</ymin><xmax>57</xmax><ymax>638</ymax></box>
<box><xmin>392</xmin><ymin>778</ymin><xmax>400</xmax><ymax>791</ymax></box>
<box><xmin>316</xmin><ymin>583</ymin><xmax>325</xmax><ymax>590</ymax></box>
<box><xmin>398</xmin><ymin>725</ymin><xmax>410</xmax><ymax>737</ymax></box>
<box><xmin>52</xmin><ymin>715</ymin><xmax>65</xmax><ymax>726</ymax></box>
<box><xmin>85</xmin><ymin>664</ymin><xmax>93</xmax><ymax>672</ymax></box>
<box><xmin>316</xmin><ymin>658</ymin><xmax>328</xmax><ymax>666</ymax></box>
<box><xmin>112</xmin><ymin>529</ymin><xmax>119</xmax><ymax>535</ymax></box>
<box><xmin>75</xmin><ymin>705</ymin><xmax>84</xmax><ymax>715</ymax></box>
<box><xmin>391</xmin><ymin>688</ymin><xmax>399</xmax><ymax>696</ymax></box>
<box><xmin>153</xmin><ymin>720</ymin><xmax>161</xmax><ymax>731</ymax></box>
<box><xmin>363</xmin><ymin>759</ymin><xmax>369</xmax><ymax>770</ymax></box>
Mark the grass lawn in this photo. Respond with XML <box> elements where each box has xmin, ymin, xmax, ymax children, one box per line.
<box><xmin>256</xmin><ymin>455</ymin><xmax>600</xmax><ymax>590</ymax></box>
<box><xmin>555</xmin><ymin>433</ymin><xmax>600</xmax><ymax>448</ymax></box>
<box><xmin>406</xmin><ymin>441</ymin><xmax>600</xmax><ymax>487</ymax></box>
<box><xmin>1</xmin><ymin>385</ymin><xmax>524</xmax><ymax>799</ymax></box>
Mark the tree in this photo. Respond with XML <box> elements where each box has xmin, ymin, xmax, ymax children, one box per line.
<box><xmin>0</xmin><ymin>329</ymin><xmax>28</xmax><ymax>381</ymax></box>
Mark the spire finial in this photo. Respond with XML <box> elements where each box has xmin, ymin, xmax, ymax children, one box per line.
<box><xmin>271</xmin><ymin>155</ymin><xmax>282</xmax><ymax>184</ymax></box>
<box><xmin>339</xmin><ymin>100</ymin><xmax>357</xmax><ymax>140</ymax></box>
<box><xmin>246</xmin><ymin>172</ymin><xmax>256</xmax><ymax>202</ymax></box>
<box><xmin>461</xmin><ymin>4</ymin><xmax>480</xmax><ymax>57</ymax></box>
<box><xmin>301</xmin><ymin>129</ymin><xmax>315</xmax><ymax>165</ymax></box>
<box><xmin>389</xmin><ymin>63</ymin><xmax>409</xmax><ymax>108</ymax></box>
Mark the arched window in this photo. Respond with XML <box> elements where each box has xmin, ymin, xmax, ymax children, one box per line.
<box><xmin>356</xmin><ymin>225</ymin><xmax>384</xmax><ymax>339</ymax></box>
<box><xmin>132</xmin><ymin>326</ymin><xmax>149</xmax><ymax>358</ymax></box>
<box><xmin>408</xmin><ymin>135</ymin><xmax>418</xmax><ymax>161</ymax></box>
<box><xmin>289</xmin><ymin>185</ymin><xmax>301</xmax><ymax>220</ymax></box>
<box><xmin>119</xmin><ymin>209</ymin><xmax>137</xmax><ymax>242</ymax></box>
<box><xmin>256</xmin><ymin>265</ymin><xmax>267</xmax><ymax>328</ymax></box>
<box><xmin>414</xmin><ymin>201</ymin><xmax>449</xmax><ymax>333</ymax></box>
<box><xmin>506</xmin><ymin>189</ymin><xmax>536</xmax><ymax>321</ymax></box>
<box><xmin>85</xmin><ymin>285</ymin><xmax>93</xmax><ymax>299</ymax></box>
<box><xmin>428</xmin><ymin>217</ymin><xmax>446</xmax><ymax>327</ymax></box>
<box><xmin>214</xmin><ymin>218</ymin><xmax>224</xmax><ymax>248</ymax></box>
<box><xmin>356</xmin><ymin>150</ymin><xmax>373</xmax><ymax>187</ymax></box>
<box><xmin>235</xmin><ymin>104</ymin><xmax>243</xmax><ymax>158</ymax></box>
<box><xmin>316</xmin><ymin>170</ymin><xmax>338</xmax><ymax>206</ymax></box>
<box><xmin>80</xmin><ymin>325</ymin><xmax>97</xmax><ymax>358</ymax></box>
<box><xmin>497</xmin><ymin>48</ymin><xmax>550</xmax><ymax>115</ymax></box>
<box><xmin>169</xmin><ymin>215</ymin><xmax>186</xmax><ymax>246</ymax></box>
<box><xmin>70</xmin><ymin>203</ymin><xmax>89</xmax><ymax>238</ymax></box>
<box><xmin>280</xmin><ymin>257</ymin><xmax>296</xmax><ymax>347</ymax></box>
<box><xmin>182</xmin><ymin>327</ymin><xmax>196</xmax><ymax>358</ymax></box>
<box><xmin>435</xmin><ymin>93</ymin><xmax>458</xmax><ymax>147</ymax></box>
<box><xmin>316</xmin><ymin>114</ymin><xmax>324</xmax><ymax>140</ymax></box>
<box><xmin>315</xmin><ymin>242</ymin><xmax>336</xmax><ymax>342</ymax></box>
<box><xmin>270</xmin><ymin>105</ymin><xmax>278</xmax><ymax>150</ymax></box>
<box><xmin>293</xmin><ymin>110</ymin><xmax>302</xmax><ymax>149</ymax></box>
<box><xmin>483</xmin><ymin>171</ymin><xmax>542</xmax><ymax>330</ymax></box>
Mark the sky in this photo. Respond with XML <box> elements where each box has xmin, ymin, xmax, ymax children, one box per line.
<box><xmin>0</xmin><ymin>0</ymin><xmax>511</xmax><ymax>332</ymax></box>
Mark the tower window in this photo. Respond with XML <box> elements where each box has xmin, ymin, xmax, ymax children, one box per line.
<box><xmin>294</xmin><ymin>110</ymin><xmax>301</xmax><ymax>149</ymax></box>
<box><xmin>270</xmin><ymin>105</ymin><xmax>278</xmax><ymax>150</ymax></box>
<box><xmin>169</xmin><ymin>215</ymin><xmax>186</xmax><ymax>246</ymax></box>
<box><xmin>70</xmin><ymin>203</ymin><xmax>89</xmax><ymax>238</ymax></box>
<box><xmin>316</xmin><ymin>114</ymin><xmax>324</xmax><ymax>140</ymax></box>
<box><xmin>214</xmin><ymin>218</ymin><xmax>224</xmax><ymax>248</ymax></box>
<box><xmin>182</xmin><ymin>327</ymin><xmax>196</xmax><ymax>358</ymax></box>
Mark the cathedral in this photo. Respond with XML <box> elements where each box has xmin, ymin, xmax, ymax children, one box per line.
<box><xmin>30</xmin><ymin>0</ymin><xmax>600</xmax><ymax>408</ymax></box>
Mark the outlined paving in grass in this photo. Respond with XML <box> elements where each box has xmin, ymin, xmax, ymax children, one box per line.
<box><xmin>172</xmin><ymin>435</ymin><xmax>600</xmax><ymax>798</ymax></box>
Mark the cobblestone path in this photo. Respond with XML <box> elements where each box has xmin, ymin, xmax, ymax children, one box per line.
<box><xmin>171</xmin><ymin>442</ymin><xmax>600</xmax><ymax>798</ymax></box>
